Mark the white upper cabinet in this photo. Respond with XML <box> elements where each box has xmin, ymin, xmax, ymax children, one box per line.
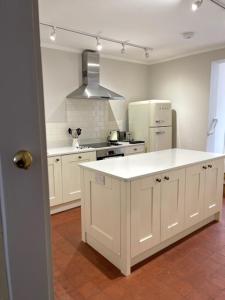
<box><xmin>161</xmin><ymin>169</ymin><xmax>185</xmax><ymax>241</ymax></box>
<box><xmin>62</xmin><ymin>152</ymin><xmax>96</xmax><ymax>203</ymax></box>
<box><xmin>204</xmin><ymin>159</ymin><xmax>223</xmax><ymax>217</ymax></box>
<box><xmin>185</xmin><ymin>163</ymin><xmax>205</xmax><ymax>228</ymax></box>
<box><xmin>48</xmin><ymin>156</ymin><xmax>62</xmax><ymax>207</ymax></box>
<box><xmin>131</xmin><ymin>176</ymin><xmax>161</xmax><ymax>257</ymax></box>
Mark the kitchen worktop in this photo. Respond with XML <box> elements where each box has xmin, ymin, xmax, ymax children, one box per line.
<box><xmin>47</xmin><ymin>141</ymin><xmax>144</xmax><ymax>157</ymax></box>
<box><xmin>80</xmin><ymin>148</ymin><xmax>225</xmax><ymax>181</ymax></box>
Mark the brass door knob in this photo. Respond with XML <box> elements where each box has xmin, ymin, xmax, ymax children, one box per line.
<box><xmin>13</xmin><ymin>150</ymin><xmax>33</xmax><ymax>170</ymax></box>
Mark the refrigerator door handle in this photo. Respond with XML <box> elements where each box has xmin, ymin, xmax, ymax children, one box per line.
<box><xmin>155</xmin><ymin>131</ymin><xmax>166</xmax><ymax>135</ymax></box>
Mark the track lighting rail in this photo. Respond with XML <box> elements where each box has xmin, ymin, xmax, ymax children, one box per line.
<box><xmin>40</xmin><ymin>22</ymin><xmax>153</xmax><ymax>58</ymax></box>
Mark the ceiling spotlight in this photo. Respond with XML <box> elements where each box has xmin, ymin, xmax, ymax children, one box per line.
<box><xmin>50</xmin><ymin>26</ymin><xmax>56</xmax><ymax>41</ymax></box>
<box><xmin>121</xmin><ymin>43</ymin><xmax>126</xmax><ymax>55</ymax></box>
<box><xmin>145</xmin><ymin>48</ymin><xmax>150</xmax><ymax>59</ymax></box>
<box><xmin>96</xmin><ymin>37</ymin><xmax>102</xmax><ymax>51</ymax></box>
<box><xmin>192</xmin><ymin>0</ymin><xmax>203</xmax><ymax>11</ymax></box>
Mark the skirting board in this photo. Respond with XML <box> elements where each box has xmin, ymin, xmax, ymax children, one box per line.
<box><xmin>50</xmin><ymin>200</ymin><xmax>81</xmax><ymax>215</ymax></box>
<box><xmin>86</xmin><ymin>234</ymin><xmax>121</xmax><ymax>271</ymax></box>
<box><xmin>84</xmin><ymin>213</ymin><xmax>219</xmax><ymax>276</ymax></box>
<box><xmin>131</xmin><ymin>213</ymin><xmax>218</xmax><ymax>266</ymax></box>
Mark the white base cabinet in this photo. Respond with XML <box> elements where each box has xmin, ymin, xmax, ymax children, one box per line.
<box><xmin>131</xmin><ymin>176</ymin><xmax>160</xmax><ymax>257</ymax></box>
<box><xmin>81</xmin><ymin>157</ymin><xmax>224</xmax><ymax>276</ymax></box>
<box><xmin>124</xmin><ymin>144</ymin><xmax>145</xmax><ymax>156</ymax></box>
<box><xmin>48</xmin><ymin>151</ymin><xmax>96</xmax><ymax>213</ymax></box>
<box><xmin>48</xmin><ymin>156</ymin><xmax>63</xmax><ymax>207</ymax></box>
<box><xmin>62</xmin><ymin>152</ymin><xmax>96</xmax><ymax>203</ymax></box>
<box><xmin>161</xmin><ymin>169</ymin><xmax>185</xmax><ymax>241</ymax></box>
<box><xmin>185</xmin><ymin>159</ymin><xmax>223</xmax><ymax>228</ymax></box>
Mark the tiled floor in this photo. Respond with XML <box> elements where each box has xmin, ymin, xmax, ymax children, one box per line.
<box><xmin>52</xmin><ymin>200</ymin><xmax>225</xmax><ymax>300</ymax></box>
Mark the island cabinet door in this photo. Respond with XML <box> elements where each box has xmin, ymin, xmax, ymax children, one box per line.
<box><xmin>131</xmin><ymin>176</ymin><xmax>161</xmax><ymax>257</ymax></box>
<box><xmin>62</xmin><ymin>152</ymin><xmax>96</xmax><ymax>203</ymax></box>
<box><xmin>85</xmin><ymin>172</ymin><xmax>121</xmax><ymax>255</ymax></box>
<box><xmin>204</xmin><ymin>159</ymin><xmax>223</xmax><ymax>218</ymax></box>
<box><xmin>48</xmin><ymin>156</ymin><xmax>62</xmax><ymax>207</ymax></box>
<box><xmin>185</xmin><ymin>164</ymin><xmax>205</xmax><ymax>228</ymax></box>
<box><xmin>161</xmin><ymin>169</ymin><xmax>185</xmax><ymax>242</ymax></box>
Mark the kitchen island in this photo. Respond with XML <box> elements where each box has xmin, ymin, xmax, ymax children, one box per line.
<box><xmin>80</xmin><ymin>149</ymin><xmax>225</xmax><ymax>275</ymax></box>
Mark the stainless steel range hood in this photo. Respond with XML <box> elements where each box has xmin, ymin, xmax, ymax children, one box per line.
<box><xmin>67</xmin><ymin>50</ymin><xmax>124</xmax><ymax>100</ymax></box>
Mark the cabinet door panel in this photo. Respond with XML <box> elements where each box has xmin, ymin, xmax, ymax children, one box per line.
<box><xmin>161</xmin><ymin>169</ymin><xmax>185</xmax><ymax>241</ymax></box>
<box><xmin>124</xmin><ymin>145</ymin><xmax>145</xmax><ymax>156</ymax></box>
<box><xmin>185</xmin><ymin>164</ymin><xmax>205</xmax><ymax>228</ymax></box>
<box><xmin>131</xmin><ymin>176</ymin><xmax>160</xmax><ymax>257</ymax></box>
<box><xmin>48</xmin><ymin>156</ymin><xmax>62</xmax><ymax>206</ymax></box>
<box><xmin>205</xmin><ymin>159</ymin><xmax>223</xmax><ymax>217</ymax></box>
<box><xmin>85</xmin><ymin>172</ymin><xmax>121</xmax><ymax>255</ymax></box>
<box><xmin>62</xmin><ymin>152</ymin><xmax>96</xmax><ymax>203</ymax></box>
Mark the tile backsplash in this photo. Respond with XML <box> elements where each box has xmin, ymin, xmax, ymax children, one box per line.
<box><xmin>45</xmin><ymin>99</ymin><xmax>126</xmax><ymax>148</ymax></box>
<box><xmin>41</xmin><ymin>47</ymin><xmax>149</xmax><ymax>148</ymax></box>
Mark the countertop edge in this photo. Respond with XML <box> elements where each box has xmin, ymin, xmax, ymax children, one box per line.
<box><xmin>47</xmin><ymin>142</ymin><xmax>145</xmax><ymax>157</ymax></box>
<box><xmin>79</xmin><ymin>153</ymin><xmax>225</xmax><ymax>181</ymax></box>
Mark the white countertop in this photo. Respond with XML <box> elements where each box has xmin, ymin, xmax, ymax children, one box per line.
<box><xmin>47</xmin><ymin>142</ymin><xmax>144</xmax><ymax>157</ymax></box>
<box><xmin>79</xmin><ymin>148</ymin><xmax>225</xmax><ymax>181</ymax></box>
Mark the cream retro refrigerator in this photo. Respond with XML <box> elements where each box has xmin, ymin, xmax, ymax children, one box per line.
<box><xmin>129</xmin><ymin>100</ymin><xmax>172</xmax><ymax>152</ymax></box>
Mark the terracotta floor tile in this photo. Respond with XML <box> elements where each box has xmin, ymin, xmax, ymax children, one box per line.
<box><xmin>52</xmin><ymin>199</ymin><xmax>225</xmax><ymax>300</ymax></box>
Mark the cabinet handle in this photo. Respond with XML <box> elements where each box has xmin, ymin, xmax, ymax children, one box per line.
<box><xmin>78</xmin><ymin>156</ymin><xmax>82</xmax><ymax>159</ymax></box>
<box><xmin>164</xmin><ymin>176</ymin><xmax>170</xmax><ymax>181</ymax></box>
<box><xmin>56</xmin><ymin>158</ymin><xmax>60</xmax><ymax>162</ymax></box>
<box><xmin>202</xmin><ymin>166</ymin><xmax>207</xmax><ymax>169</ymax></box>
<box><xmin>208</xmin><ymin>164</ymin><xmax>213</xmax><ymax>168</ymax></box>
<box><xmin>134</xmin><ymin>148</ymin><xmax>137</xmax><ymax>151</ymax></box>
<box><xmin>156</xmin><ymin>178</ymin><xmax>161</xmax><ymax>183</ymax></box>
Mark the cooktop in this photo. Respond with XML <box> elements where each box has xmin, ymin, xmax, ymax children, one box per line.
<box><xmin>81</xmin><ymin>142</ymin><xmax>122</xmax><ymax>149</ymax></box>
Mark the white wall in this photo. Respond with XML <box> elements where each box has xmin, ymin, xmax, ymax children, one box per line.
<box><xmin>148</xmin><ymin>48</ymin><xmax>225</xmax><ymax>151</ymax></box>
<box><xmin>41</xmin><ymin>47</ymin><xmax>148</xmax><ymax>147</ymax></box>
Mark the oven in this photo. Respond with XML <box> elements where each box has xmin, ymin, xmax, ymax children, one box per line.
<box><xmin>96</xmin><ymin>148</ymin><xmax>125</xmax><ymax>160</ymax></box>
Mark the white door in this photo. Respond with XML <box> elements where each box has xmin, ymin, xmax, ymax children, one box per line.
<box><xmin>148</xmin><ymin>127</ymin><xmax>172</xmax><ymax>152</ymax></box>
<box><xmin>161</xmin><ymin>169</ymin><xmax>185</xmax><ymax>241</ymax></box>
<box><xmin>204</xmin><ymin>159</ymin><xmax>224</xmax><ymax>217</ymax></box>
<box><xmin>62</xmin><ymin>152</ymin><xmax>96</xmax><ymax>203</ymax></box>
<box><xmin>185</xmin><ymin>164</ymin><xmax>205</xmax><ymax>228</ymax></box>
<box><xmin>0</xmin><ymin>1</ymin><xmax>53</xmax><ymax>299</ymax></box>
<box><xmin>131</xmin><ymin>176</ymin><xmax>161</xmax><ymax>257</ymax></box>
<box><xmin>48</xmin><ymin>157</ymin><xmax>63</xmax><ymax>206</ymax></box>
<box><xmin>207</xmin><ymin>61</ymin><xmax>225</xmax><ymax>156</ymax></box>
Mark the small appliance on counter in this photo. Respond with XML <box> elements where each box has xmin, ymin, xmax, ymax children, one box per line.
<box><xmin>107</xmin><ymin>130</ymin><xmax>119</xmax><ymax>142</ymax></box>
<box><xmin>118</xmin><ymin>131</ymin><xmax>132</xmax><ymax>142</ymax></box>
<box><xmin>68</xmin><ymin>128</ymin><xmax>82</xmax><ymax>148</ymax></box>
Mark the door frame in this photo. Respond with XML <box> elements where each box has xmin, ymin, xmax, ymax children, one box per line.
<box><xmin>0</xmin><ymin>1</ymin><xmax>53</xmax><ymax>299</ymax></box>
<box><xmin>207</xmin><ymin>59</ymin><xmax>225</xmax><ymax>153</ymax></box>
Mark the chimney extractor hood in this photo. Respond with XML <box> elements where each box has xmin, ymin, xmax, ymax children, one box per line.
<box><xmin>67</xmin><ymin>50</ymin><xmax>124</xmax><ymax>100</ymax></box>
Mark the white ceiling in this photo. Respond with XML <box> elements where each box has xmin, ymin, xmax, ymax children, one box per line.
<box><xmin>39</xmin><ymin>0</ymin><xmax>225</xmax><ymax>64</ymax></box>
